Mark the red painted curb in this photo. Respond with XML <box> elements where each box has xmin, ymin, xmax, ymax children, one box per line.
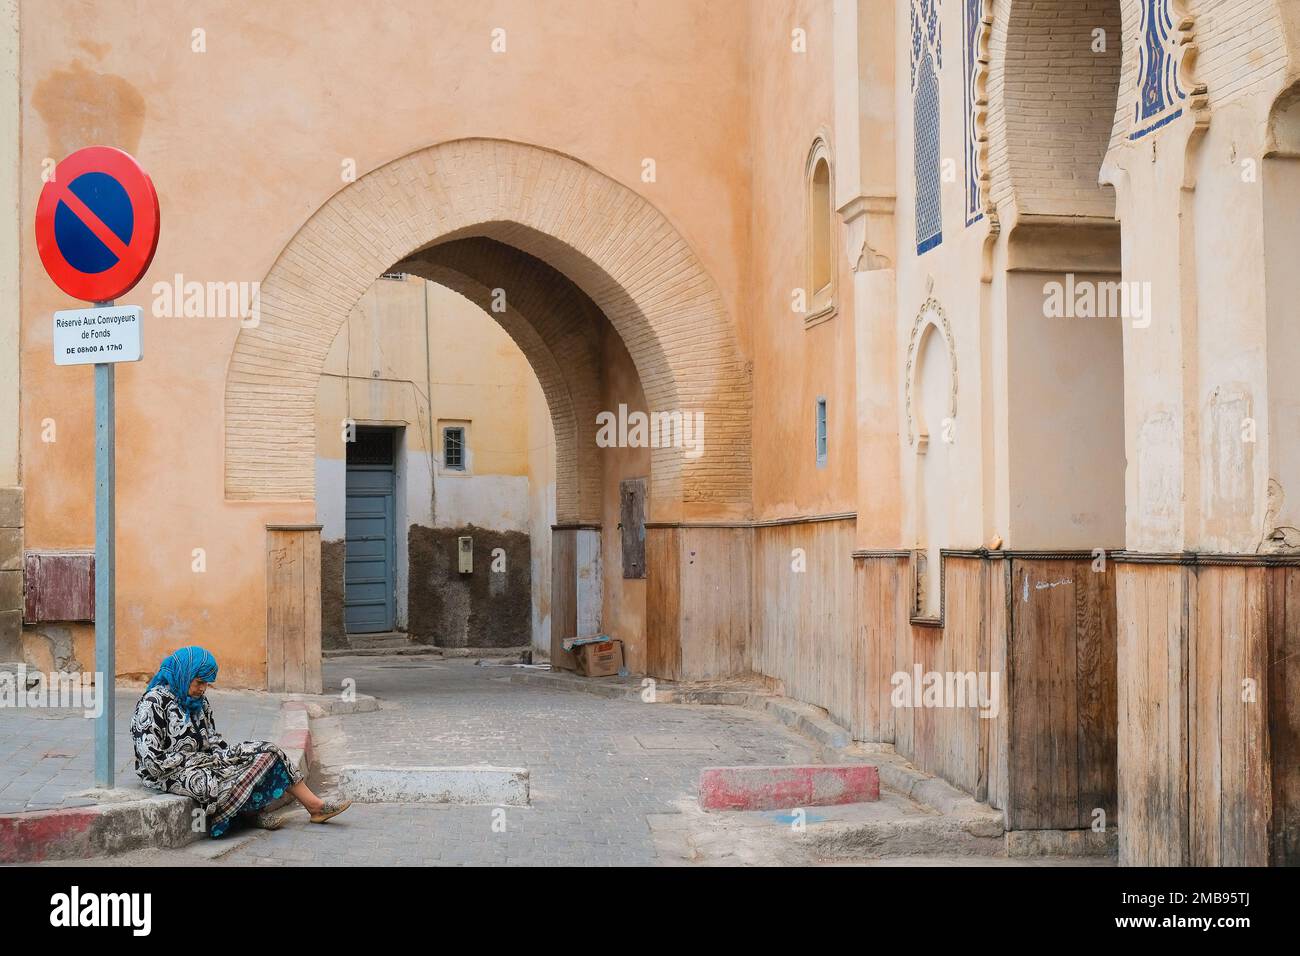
<box><xmin>0</xmin><ymin>806</ymin><xmax>98</xmax><ymax>864</ymax></box>
<box><xmin>699</xmin><ymin>764</ymin><xmax>880</xmax><ymax>811</ymax></box>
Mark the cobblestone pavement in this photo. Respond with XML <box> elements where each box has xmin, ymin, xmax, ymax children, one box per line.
<box><xmin>0</xmin><ymin>684</ymin><xmax>281</xmax><ymax>813</ymax></box>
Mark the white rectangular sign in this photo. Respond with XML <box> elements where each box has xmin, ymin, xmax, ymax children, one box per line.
<box><xmin>53</xmin><ymin>305</ymin><xmax>144</xmax><ymax>366</ymax></box>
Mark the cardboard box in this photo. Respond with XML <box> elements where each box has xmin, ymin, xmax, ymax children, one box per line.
<box><xmin>574</xmin><ymin>638</ymin><xmax>624</xmax><ymax>677</ymax></box>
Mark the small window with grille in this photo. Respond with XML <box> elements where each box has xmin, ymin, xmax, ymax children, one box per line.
<box><xmin>815</xmin><ymin>397</ymin><xmax>828</xmax><ymax>468</ymax></box>
<box><xmin>348</xmin><ymin>426</ymin><xmax>396</xmax><ymax>466</ymax></box>
<box><xmin>443</xmin><ymin>426</ymin><xmax>466</xmax><ymax>471</ymax></box>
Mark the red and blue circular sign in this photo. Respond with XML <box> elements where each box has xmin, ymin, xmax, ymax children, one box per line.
<box><xmin>35</xmin><ymin>146</ymin><xmax>160</xmax><ymax>302</ymax></box>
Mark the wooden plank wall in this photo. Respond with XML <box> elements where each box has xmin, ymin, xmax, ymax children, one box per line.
<box><xmin>751</xmin><ymin>519</ymin><xmax>856</xmax><ymax>731</ymax></box>
<box><xmin>891</xmin><ymin>557</ymin><xmax>993</xmax><ymax>799</ymax></box>
<box><xmin>1006</xmin><ymin>556</ymin><xmax>1117</xmax><ymax>831</ymax></box>
<box><xmin>265</xmin><ymin>525</ymin><xmax>322</xmax><ymax>694</ymax></box>
<box><xmin>858</xmin><ymin>553</ymin><xmax>1115</xmax><ymax>829</ymax></box>
<box><xmin>1190</xmin><ymin>564</ymin><xmax>1270</xmax><ymax>865</ymax></box>
<box><xmin>23</xmin><ymin>550</ymin><xmax>94</xmax><ymax>622</ymax></box>
<box><xmin>986</xmin><ymin>558</ymin><xmax>1010</xmax><ymax>813</ymax></box>
<box><xmin>1116</xmin><ymin>562</ymin><xmax>1190</xmax><ymax>864</ymax></box>
<box><xmin>646</xmin><ymin>526</ymin><xmax>751</xmax><ymax>681</ymax></box>
<box><xmin>1118</xmin><ymin>560</ymin><xmax>1300</xmax><ymax>866</ymax></box>
<box><xmin>1269</xmin><ymin>565</ymin><xmax>1300</xmax><ymax>866</ymax></box>
<box><xmin>645</xmin><ymin>526</ymin><xmax>681</xmax><ymax>679</ymax></box>
<box><xmin>550</xmin><ymin>530</ymin><xmax>577</xmax><ymax>670</ymax></box>
<box><xmin>679</xmin><ymin>527</ymin><xmax>751</xmax><ymax>679</ymax></box>
<box><xmin>854</xmin><ymin>554</ymin><xmax>911</xmax><ymax>742</ymax></box>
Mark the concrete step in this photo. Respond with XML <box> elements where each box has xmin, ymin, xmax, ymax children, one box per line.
<box><xmin>323</xmin><ymin>646</ymin><xmax>442</xmax><ymax>658</ymax></box>
<box><xmin>648</xmin><ymin>790</ymin><xmax>1006</xmax><ymax>865</ymax></box>
<box><xmin>348</xmin><ymin>633</ymin><xmax>414</xmax><ymax>649</ymax></box>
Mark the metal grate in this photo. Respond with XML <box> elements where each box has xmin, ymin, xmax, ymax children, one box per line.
<box><xmin>348</xmin><ymin>427</ymin><xmax>395</xmax><ymax>466</ymax></box>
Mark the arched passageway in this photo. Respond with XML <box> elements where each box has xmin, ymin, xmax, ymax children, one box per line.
<box><xmin>228</xmin><ymin>138</ymin><xmax>753</xmax><ymax>682</ymax></box>
<box><xmin>225</xmin><ymin>138</ymin><xmax>750</xmax><ymax>516</ymax></box>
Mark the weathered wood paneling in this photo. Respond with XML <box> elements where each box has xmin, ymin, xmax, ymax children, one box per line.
<box><xmin>751</xmin><ymin>519</ymin><xmax>856</xmax><ymax>730</ymax></box>
<box><xmin>619</xmin><ymin>479</ymin><xmax>647</xmax><ymax>579</ymax></box>
<box><xmin>854</xmin><ymin>554</ymin><xmax>911</xmax><ymax>741</ymax></box>
<box><xmin>643</xmin><ymin>525</ymin><xmax>750</xmax><ymax>682</ymax></box>
<box><xmin>856</xmin><ymin>552</ymin><xmax>1115</xmax><ymax>830</ymax></box>
<box><xmin>1117</xmin><ymin>561</ymin><xmax>1191</xmax><ymax>865</ymax></box>
<box><xmin>645</xmin><ymin>526</ymin><xmax>681</xmax><ymax>680</ymax></box>
<box><xmin>1191</xmin><ymin>564</ymin><xmax>1272</xmax><ymax>866</ymax></box>
<box><xmin>550</xmin><ymin>530</ymin><xmax>577</xmax><ymax>670</ymax></box>
<box><xmin>890</xmin><ymin>557</ymin><xmax>993</xmax><ymax>799</ymax></box>
<box><xmin>266</xmin><ymin>525</ymin><xmax>322</xmax><ymax>694</ymax></box>
<box><xmin>1006</xmin><ymin>557</ymin><xmax>1116</xmax><ymax>830</ymax></box>
<box><xmin>1119</xmin><ymin>558</ymin><xmax>1300</xmax><ymax>866</ymax></box>
<box><xmin>679</xmin><ymin>527</ymin><xmax>751</xmax><ymax>679</ymax></box>
<box><xmin>23</xmin><ymin>550</ymin><xmax>94</xmax><ymax>623</ymax></box>
<box><xmin>986</xmin><ymin>558</ymin><xmax>1010</xmax><ymax>812</ymax></box>
<box><xmin>1269</xmin><ymin>565</ymin><xmax>1300</xmax><ymax>866</ymax></box>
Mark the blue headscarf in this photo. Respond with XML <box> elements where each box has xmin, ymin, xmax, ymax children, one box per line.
<box><xmin>147</xmin><ymin>646</ymin><xmax>218</xmax><ymax>723</ymax></box>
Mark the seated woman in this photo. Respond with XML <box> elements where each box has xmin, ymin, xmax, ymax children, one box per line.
<box><xmin>130</xmin><ymin>646</ymin><xmax>350</xmax><ymax>837</ymax></box>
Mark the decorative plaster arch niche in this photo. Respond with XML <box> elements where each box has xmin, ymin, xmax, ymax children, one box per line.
<box><xmin>224</xmin><ymin>139</ymin><xmax>751</xmax><ymax>521</ymax></box>
<box><xmin>904</xmin><ymin>296</ymin><xmax>958</xmax><ymax>451</ymax></box>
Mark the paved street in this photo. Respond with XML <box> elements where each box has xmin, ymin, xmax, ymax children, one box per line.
<box><xmin>224</xmin><ymin>657</ymin><xmax>842</xmax><ymax>866</ymax></box>
<box><xmin>14</xmin><ymin>657</ymin><xmax>1115</xmax><ymax>867</ymax></box>
<box><xmin>0</xmin><ymin>683</ymin><xmax>281</xmax><ymax>813</ymax></box>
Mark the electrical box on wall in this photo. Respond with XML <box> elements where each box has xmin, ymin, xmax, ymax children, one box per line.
<box><xmin>457</xmin><ymin>536</ymin><xmax>473</xmax><ymax>574</ymax></box>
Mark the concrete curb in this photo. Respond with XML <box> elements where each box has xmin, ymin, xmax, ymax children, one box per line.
<box><xmin>322</xmin><ymin>646</ymin><xmax>444</xmax><ymax>658</ymax></box>
<box><xmin>809</xmin><ymin>814</ymin><xmax>1008</xmax><ymax>859</ymax></box>
<box><xmin>506</xmin><ymin>670</ymin><xmax>647</xmax><ymax>701</ymax></box>
<box><xmin>758</xmin><ymin>697</ymin><xmax>853</xmax><ymax>750</ymax></box>
<box><xmin>0</xmin><ymin>691</ymin><xmax>378</xmax><ymax>864</ymax></box>
<box><xmin>0</xmin><ymin>793</ymin><xmax>196</xmax><ymax>864</ymax></box>
<box><xmin>338</xmin><ymin>765</ymin><xmax>530</xmax><ymax>806</ymax></box>
<box><xmin>700</xmin><ymin>764</ymin><xmax>880</xmax><ymax>811</ymax></box>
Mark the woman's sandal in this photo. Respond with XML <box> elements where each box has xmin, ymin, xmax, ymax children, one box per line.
<box><xmin>309</xmin><ymin>800</ymin><xmax>352</xmax><ymax>824</ymax></box>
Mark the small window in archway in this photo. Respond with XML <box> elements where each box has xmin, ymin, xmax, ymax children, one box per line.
<box><xmin>806</xmin><ymin>140</ymin><xmax>836</xmax><ymax>327</ymax></box>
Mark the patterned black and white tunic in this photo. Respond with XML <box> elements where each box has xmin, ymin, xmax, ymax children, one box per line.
<box><xmin>130</xmin><ymin>685</ymin><xmax>303</xmax><ymax>834</ymax></box>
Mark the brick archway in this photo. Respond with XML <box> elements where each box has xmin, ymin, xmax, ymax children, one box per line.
<box><xmin>224</xmin><ymin>138</ymin><xmax>750</xmax><ymax>519</ymax></box>
<box><xmin>399</xmin><ymin>237</ymin><xmax>605</xmax><ymax>526</ymax></box>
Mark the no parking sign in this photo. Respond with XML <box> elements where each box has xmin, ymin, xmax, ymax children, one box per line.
<box><xmin>35</xmin><ymin>145</ymin><xmax>160</xmax><ymax>303</ymax></box>
<box><xmin>33</xmin><ymin>146</ymin><xmax>160</xmax><ymax>790</ymax></box>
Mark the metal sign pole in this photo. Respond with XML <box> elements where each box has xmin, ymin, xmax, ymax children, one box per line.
<box><xmin>93</xmin><ymin>299</ymin><xmax>116</xmax><ymax>789</ymax></box>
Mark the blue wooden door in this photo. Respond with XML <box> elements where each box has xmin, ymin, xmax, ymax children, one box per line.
<box><xmin>344</xmin><ymin>465</ymin><xmax>395</xmax><ymax>633</ymax></box>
